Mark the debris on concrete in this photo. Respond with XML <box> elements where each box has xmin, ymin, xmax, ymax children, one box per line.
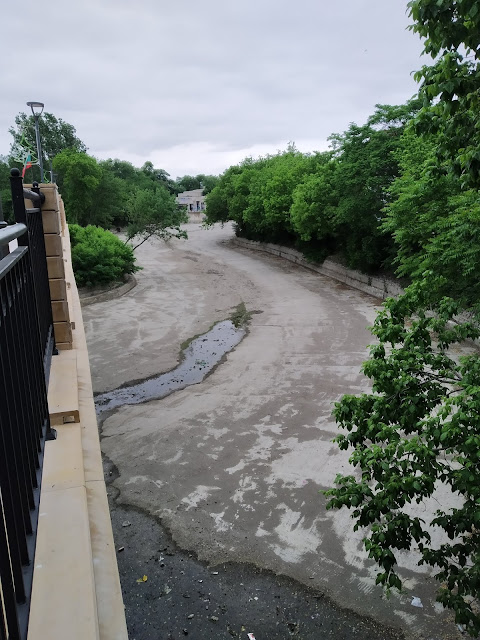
<box><xmin>411</xmin><ymin>597</ymin><xmax>423</xmax><ymax>608</ymax></box>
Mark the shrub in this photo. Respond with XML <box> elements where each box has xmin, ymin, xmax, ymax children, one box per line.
<box><xmin>69</xmin><ymin>224</ymin><xmax>138</xmax><ymax>288</ymax></box>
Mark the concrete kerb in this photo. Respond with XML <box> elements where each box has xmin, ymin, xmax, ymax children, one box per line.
<box><xmin>232</xmin><ymin>237</ymin><xmax>404</xmax><ymax>300</ymax></box>
<box><xmin>79</xmin><ymin>274</ymin><xmax>137</xmax><ymax>307</ymax></box>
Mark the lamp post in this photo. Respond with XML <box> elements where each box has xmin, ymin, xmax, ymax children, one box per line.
<box><xmin>26</xmin><ymin>101</ymin><xmax>44</xmax><ymax>183</ymax></box>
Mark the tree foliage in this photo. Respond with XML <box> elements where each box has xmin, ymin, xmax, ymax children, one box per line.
<box><xmin>206</xmin><ymin>103</ymin><xmax>420</xmax><ymax>271</ymax></box>
<box><xmin>408</xmin><ymin>0</ymin><xmax>480</xmax><ymax>188</ymax></box>
<box><xmin>384</xmin><ymin>129</ymin><xmax>480</xmax><ymax>308</ymax></box>
<box><xmin>69</xmin><ymin>224</ymin><xmax>138</xmax><ymax>288</ymax></box>
<box><xmin>3</xmin><ymin>111</ymin><xmax>215</xmax><ymax>250</ymax></box>
<box><xmin>175</xmin><ymin>174</ymin><xmax>219</xmax><ymax>195</ymax></box>
<box><xmin>325</xmin><ymin>287</ymin><xmax>480</xmax><ymax>634</ymax></box>
<box><xmin>51</xmin><ymin>149</ymin><xmax>189</xmax><ymax>246</ymax></box>
<box><xmin>9</xmin><ymin>112</ymin><xmax>86</xmax><ymax>183</ymax></box>
<box><xmin>53</xmin><ymin>149</ymin><xmax>103</xmax><ymax>225</ymax></box>
<box><xmin>125</xmin><ymin>186</ymin><xmax>188</xmax><ymax>250</ymax></box>
<box><xmin>326</xmin><ymin>2</ymin><xmax>480</xmax><ymax>634</ymax></box>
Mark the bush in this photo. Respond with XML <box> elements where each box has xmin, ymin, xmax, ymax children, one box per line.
<box><xmin>69</xmin><ymin>224</ymin><xmax>138</xmax><ymax>288</ymax></box>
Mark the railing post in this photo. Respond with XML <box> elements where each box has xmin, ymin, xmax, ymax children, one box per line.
<box><xmin>0</xmin><ymin>202</ymin><xmax>8</xmax><ymax>259</ymax></box>
<box><xmin>9</xmin><ymin>169</ymin><xmax>27</xmax><ymax>243</ymax></box>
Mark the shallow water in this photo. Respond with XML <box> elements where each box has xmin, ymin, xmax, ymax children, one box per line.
<box><xmin>95</xmin><ymin>320</ymin><xmax>245</xmax><ymax>416</ymax></box>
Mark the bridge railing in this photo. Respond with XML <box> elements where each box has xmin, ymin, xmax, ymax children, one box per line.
<box><xmin>0</xmin><ymin>169</ymin><xmax>56</xmax><ymax>640</ymax></box>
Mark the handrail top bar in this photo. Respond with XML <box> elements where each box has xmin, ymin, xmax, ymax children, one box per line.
<box><xmin>23</xmin><ymin>187</ymin><xmax>45</xmax><ymax>206</ymax></box>
<box><xmin>0</xmin><ymin>222</ymin><xmax>27</xmax><ymax>247</ymax></box>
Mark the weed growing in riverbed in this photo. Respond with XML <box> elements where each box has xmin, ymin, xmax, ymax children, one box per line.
<box><xmin>229</xmin><ymin>302</ymin><xmax>254</xmax><ymax>328</ymax></box>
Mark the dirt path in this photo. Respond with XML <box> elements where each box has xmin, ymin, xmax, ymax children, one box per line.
<box><xmin>84</xmin><ymin>224</ymin><xmax>460</xmax><ymax>639</ymax></box>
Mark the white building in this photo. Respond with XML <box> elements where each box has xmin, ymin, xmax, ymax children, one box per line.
<box><xmin>176</xmin><ymin>189</ymin><xmax>206</xmax><ymax>220</ymax></box>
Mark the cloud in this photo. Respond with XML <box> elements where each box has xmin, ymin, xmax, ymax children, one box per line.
<box><xmin>0</xmin><ymin>0</ymin><xmax>425</xmax><ymax>177</ymax></box>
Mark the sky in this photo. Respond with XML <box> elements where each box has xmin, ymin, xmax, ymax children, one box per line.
<box><xmin>1</xmin><ymin>0</ymin><xmax>426</xmax><ymax>179</ymax></box>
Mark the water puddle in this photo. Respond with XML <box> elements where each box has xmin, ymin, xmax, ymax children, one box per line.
<box><xmin>95</xmin><ymin>320</ymin><xmax>245</xmax><ymax>416</ymax></box>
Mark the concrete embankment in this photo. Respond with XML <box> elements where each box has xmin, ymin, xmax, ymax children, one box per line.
<box><xmin>232</xmin><ymin>237</ymin><xmax>404</xmax><ymax>300</ymax></box>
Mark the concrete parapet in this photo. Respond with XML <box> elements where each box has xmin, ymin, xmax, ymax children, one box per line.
<box><xmin>24</xmin><ymin>184</ymin><xmax>74</xmax><ymax>350</ymax></box>
<box><xmin>27</xmin><ymin>186</ymin><xmax>128</xmax><ymax>640</ymax></box>
<box><xmin>232</xmin><ymin>237</ymin><xmax>404</xmax><ymax>300</ymax></box>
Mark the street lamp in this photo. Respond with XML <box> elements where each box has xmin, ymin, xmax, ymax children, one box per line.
<box><xmin>26</xmin><ymin>101</ymin><xmax>44</xmax><ymax>183</ymax></box>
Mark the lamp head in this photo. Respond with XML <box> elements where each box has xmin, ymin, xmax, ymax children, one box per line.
<box><xmin>26</xmin><ymin>101</ymin><xmax>44</xmax><ymax>116</ymax></box>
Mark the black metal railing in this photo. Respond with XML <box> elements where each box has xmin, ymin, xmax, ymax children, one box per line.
<box><xmin>0</xmin><ymin>169</ymin><xmax>56</xmax><ymax>640</ymax></box>
<box><xmin>10</xmin><ymin>170</ymin><xmax>56</xmax><ymax>376</ymax></box>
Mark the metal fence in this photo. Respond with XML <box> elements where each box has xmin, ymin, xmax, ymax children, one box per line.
<box><xmin>0</xmin><ymin>168</ymin><xmax>56</xmax><ymax>640</ymax></box>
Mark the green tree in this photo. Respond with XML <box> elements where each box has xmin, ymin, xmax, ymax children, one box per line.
<box><xmin>70</xmin><ymin>224</ymin><xmax>137</xmax><ymax>287</ymax></box>
<box><xmin>408</xmin><ymin>0</ymin><xmax>480</xmax><ymax>188</ymax></box>
<box><xmin>325</xmin><ymin>288</ymin><xmax>480</xmax><ymax>635</ymax></box>
<box><xmin>175</xmin><ymin>175</ymin><xmax>202</xmax><ymax>193</ymax></box>
<box><xmin>101</xmin><ymin>158</ymin><xmax>139</xmax><ymax>184</ymax></box>
<box><xmin>384</xmin><ymin>128</ymin><xmax>480</xmax><ymax>308</ymax></box>
<box><xmin>91</xmin><ymin>164</ymin><xmax>127</xmax><ymax>228</ymax></box>
<box><xmin>141</xmin><ymin>162</ymin><xmax>177</xmax><ymax>194</ymax></box>
<box><xmin>193</xmin><ymin>174</ymin><xmax>219</xmax><ymax>195</ymax></box>
<box><xmin>10</xmin><ymin>112</ymin><xmax>86</xmax><ymax>182</ymax></box>
<box><xmin>326</xmin><ymin>101</ymin><xmax>421</xmax><ymax>272</ymax></box>
<box><xmin>53</xmin><ymin>149</ymin><xmax>103</xmax><ymax>225</ymax></box>
<box><xmin>204</xmin><ymin>177</ymin><xmax>229</xmax><ymax>224</ymax></box>
<box><xmin>327</xmin><ymin>2</ymin><xmax>480</xmax><ymax>634</ymax></box>
<box><xmin>205</xmin><ymin>105</ymin><xmax>419</xmax><ymax>271</ymax></box>
<box><xmin>290</xmin><ymin>158</ymin><xmax>339</xmax><ymax>248</ymax></box>
<box><xmin>125</xmin><ymin>186</ymin><xmax>188</xmax><ymax>250</ymax></box>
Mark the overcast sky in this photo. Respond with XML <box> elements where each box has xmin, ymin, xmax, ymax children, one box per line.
<box><xmin>1</xmin><ymin>0</ymin><xmax>426</xmax><ymax>179</ymax></box>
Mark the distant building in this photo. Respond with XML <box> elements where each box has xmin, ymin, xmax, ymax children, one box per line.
<box><xmin>176</xmin><ymin>189</ymin><xmax>206</xmax><ymax>220</ymax></box>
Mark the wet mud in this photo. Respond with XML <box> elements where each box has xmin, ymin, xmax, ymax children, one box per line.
<box><xmin>96</xmin><ymin>320</ymin><xmax>245</xmax><ymax>416</ymax></box>
<box><xmin>105</xmin><ymin>458</ymin><xmax>404</xmax><ymax>640</ymax></box>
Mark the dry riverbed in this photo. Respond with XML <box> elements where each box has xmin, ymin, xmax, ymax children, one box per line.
<box><xmin>85</xmin><ymin>224</ymin><xmax>462</xmax><ymax>639</ymax></box>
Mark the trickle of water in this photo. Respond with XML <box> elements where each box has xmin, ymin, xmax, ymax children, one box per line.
<box><xmin>95</xmin><ymin>320</ymin><xmax>245</xmax><ymax>416</ymax></box>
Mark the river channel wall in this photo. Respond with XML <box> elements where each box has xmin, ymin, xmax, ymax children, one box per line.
<box><xmin>232</xmin><ymin>237</ymin><xmax>404</xmax><ymax>301</ymax></box>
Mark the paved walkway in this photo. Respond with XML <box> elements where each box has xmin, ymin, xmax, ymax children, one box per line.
<box><xmin>84</xmin><ymin>224</ymin><xmax>461</xmax><ymax>639</ymax></box>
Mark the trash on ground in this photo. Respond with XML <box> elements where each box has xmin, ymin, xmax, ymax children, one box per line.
<box><xmin>122</xmin><ymin>520</ymin><xmax>131</xmax><ymax>527</ymax></box>
<box><xmin>210</xmin><ymin>616</ymin><xmax>219</xmax><ymax>622</ymax></box>
<box><xmin>117</xmin><ymin>546</ymin><xmax>124</xmax><ymax>552</ymax></box>
<box><xmin>247</xmin><ymin>634</ymin><xmax>256</xmax><ymax>640</ymax></box>
<box><xmin>411</xmin><ymin>596</ymin><xmax>423</xmax><ymax>608</ymax></box>
<box><xmin>163</xmin><ymin>585</ymin><xmax>172</xmax><ymax>594</ymax></box>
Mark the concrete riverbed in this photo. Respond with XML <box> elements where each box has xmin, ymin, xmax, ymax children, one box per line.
<box><xmin>84</xmin><ymin>224</ymin><xmax>462</xmax><ymax>639</ymax></box>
